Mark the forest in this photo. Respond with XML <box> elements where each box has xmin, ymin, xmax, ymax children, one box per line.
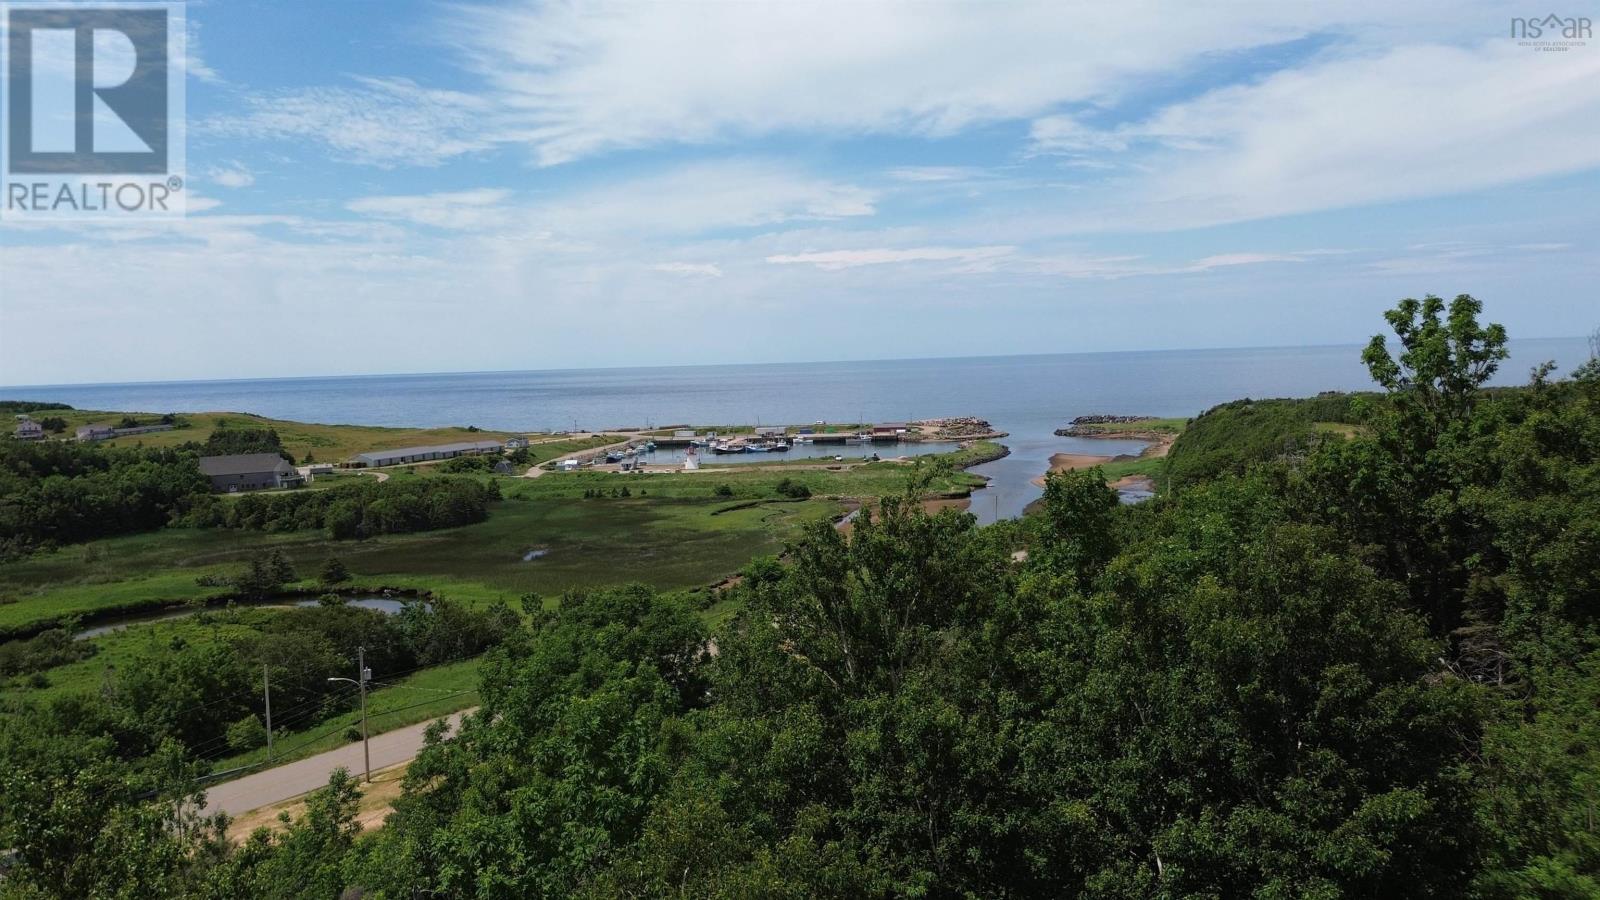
<box><xmin>1</xmin><ymin>296</ymin><xmax>1596</xmax><ymax>898</ymax></box>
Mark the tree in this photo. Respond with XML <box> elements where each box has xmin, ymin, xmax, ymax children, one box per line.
<box><xmin>234</xmin><ymin>551</ymin><xmax>296</xmax><ymax>598</ymax></box>
<box><xmin>1035</xmin><ymin>466</ymin><xmax>1120</xmax><ymax>592</ymax></box>
<box><xmin>1575</xmin><ymin>324</ymin><xmax>1600</xmax><ymax>383</ymax></box>
<box><xmin>1361</xmin><ymin>293</ymin><xmax>1508</xmax><ymax>447</ymax></box>
<box><xmin>211</xmin><ymin>769</ymin><xmax>364</xmax><ymax>898</ymax></box>
<box><xmin>318</xmin><ymin>556</ymin><xmax>350</xmax><ymax>585</ymax></box>
<box><xmin>1328</xmin><ymin>294</ymin><xmax>1510</xmax><ymax>634</ymax></box>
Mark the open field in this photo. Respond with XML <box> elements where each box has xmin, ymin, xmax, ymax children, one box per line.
<box><xmin>1</xmin><ymin>442</ymin><xmax>994</xmax><ymax>638</ymax></box>
<box><xmin>0</xmin><ymin>495</ymin><xmax>842</xmax><ymax>637</ymax></box>
<box><xmin>32</xmin><ymin>408</ymin><xmax>540</xmax><ymax>463</ymax></box>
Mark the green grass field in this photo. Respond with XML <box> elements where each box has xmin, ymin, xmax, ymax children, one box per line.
<box><xmin>0</xmin><ymin>494</ymin><xmax>843</xmax><ymax>636</ymax></box>
<box><xmin>28</xmin><ymin>408</ymin><xmax>598</xmax><ymax>464</ymax></box>
<box><xmin>1097</xmin><ymin>455</ymin><xmax>1169</xmax><ymax>480</ymax></box>
<box><xmin>0</xmin><ymin>444</ymin><xmax>994</xmax><ymax>637</ymax></box>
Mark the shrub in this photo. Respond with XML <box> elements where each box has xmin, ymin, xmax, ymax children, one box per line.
<box><xmin>775</xmin><ymin>477</ymin><xmax>811</xmax><ymax>499</ymax></box>
<box><xmin>226</xmin><ymin>715</ymin><xmax>267</xmax><ymax>751</ymax></box>
<box><xmin>319</xmin><ymin>557</ymin><xmax>351</xmax><ymax>585</ymax></box>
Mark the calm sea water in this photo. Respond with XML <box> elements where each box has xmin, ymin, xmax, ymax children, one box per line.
<box><xmin>8</xmin><ymin>339</ymin><xmax>1588</xmax><ymax>523</ymax></box>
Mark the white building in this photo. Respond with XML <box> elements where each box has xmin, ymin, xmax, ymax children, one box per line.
<box><xmin>352</xmin><ymin>440</ymin><xmax>504</xmax><ymax>468</ymax></box>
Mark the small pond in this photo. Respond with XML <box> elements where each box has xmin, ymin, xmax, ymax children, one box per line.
<box><xmin>74</xmin><ymin>594</ymin><xmax>413</xmax><ymax>640</ymax></box>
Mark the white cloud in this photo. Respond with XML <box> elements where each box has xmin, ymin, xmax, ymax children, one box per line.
<box><xmin>532</xmin><ymin>160</ymin><xmax>877</xmax><ymax>236</ymax></box>
<box><xmin>206</xmin><ymin>163</ymin><xmax>255</xmax><ymax>188</ymax></box>
<box><xmin>207</xmin><ymin>77</ymin><xmax>497</xmax><ymax>167</ymax></box>
<box><xmin>1031</xmin><ymin>42</ymin><xmax>1600</xmax><ymax>229</ymax></box>
<box><xmin>653</xmin><ymin>262</ymin><xmax>723</xmax><ymax>277</ymax></box>
<box><xmin>446</xmin><ymin>0</ymin><xmax>1486</xmax><ymax>166</ymax></box>
<box><xmin>885</xmin><ymin>166</ymin><xmax>984</xmax><ymax>183</ymax></box>
<box><xmin>347</xmin><ymin>188</ymin><xmax>512</xmax><ymax>230</ymax></box>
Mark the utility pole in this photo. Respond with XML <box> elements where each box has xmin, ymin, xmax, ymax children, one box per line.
<box><xmin>327</xmin><ymin>646</ymin><xmax>373</xmax><ymax>782</ymax></box>
<box><xmin>359</xmin><ymin>647</ymin><xmax>369</xmax><ymax>782</ymax></box>
<box><xmin>263</xmin><ymin>664</ymin><xmax>273</xmax><ymax>763</ymax></box>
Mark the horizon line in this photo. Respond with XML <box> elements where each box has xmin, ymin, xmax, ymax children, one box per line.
<box><xmin>1</xmin><ymin>334</ymin><xmax>1587</xmax><ymax>393</ymax></box>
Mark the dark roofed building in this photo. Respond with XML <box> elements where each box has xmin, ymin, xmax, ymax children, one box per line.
<box><xmin>199</xmin><ymin>453</ymin><xmax>303</xmax><ymax>493</ymax></box>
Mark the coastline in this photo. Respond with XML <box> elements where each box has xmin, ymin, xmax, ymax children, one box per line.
<box><xmin>1029</xmin><ymin>429</ymin><xmax>1175</xmax><ymax>490</ymax></box>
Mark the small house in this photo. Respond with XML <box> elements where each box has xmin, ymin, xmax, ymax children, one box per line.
<box><xmin>559</xmin><ymin>458</ymin><xmax>581</xmax><ymax>471</ymax></box>
<box><xmin>505</xmin><ymin>437</ymin><xmax>529</xmax><ymax>450</ymax></box>
<box><xmin>12</xmin><ymin>415</ymin><xmax>44</xmax><ymax>441</ymax></box>
<box><xmin>872</xmin><ymin>423</ymin><xmax>909</xmax><ymax>437</ymax></box>
<box><xmin>199</xmin><ymin>453</ymin><xmax>304</xmax><ymax>493</ymax></box>
<box><xmin>755</xmin><ymin>425</ymin><xmax>787</xmax><ymax>439</ymax></box>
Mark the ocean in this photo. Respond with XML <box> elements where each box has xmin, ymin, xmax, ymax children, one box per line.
<box><xmin>7</xmin><ymin>339</ymin><xmax>1589</xmax><ymax>523</ymax></box>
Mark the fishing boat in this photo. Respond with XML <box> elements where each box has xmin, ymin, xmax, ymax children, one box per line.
<box><xmin>770</xmin><ymin>440</ymin><xmax>790</xmax><ymax>452</ymax></box>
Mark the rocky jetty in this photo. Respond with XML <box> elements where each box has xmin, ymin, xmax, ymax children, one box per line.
<box><xmin>1054</xmin><ymin>415</ymin><xmax>1170</xmax><ymax>439</ymax></box>
<box><xmin>1068</xmin><ymin>414</ymin><xmax>1155</xmax><ymax>426</ymax></box>
<box><xmin>914</xmin><ymin>417</ymin><xmax>1001</xmax><ymax>439</ymax></box>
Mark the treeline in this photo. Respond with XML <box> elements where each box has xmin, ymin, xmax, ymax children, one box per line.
<box><xmin>0</xmin><ymin>439</ymin><xmax>212</xmax><ymax>557</ymax></box>
<box><xmin>184</xmin><ymin>476</ymin><xmax>498</xmax><ymax>537</ymax></box>
<box><xmin>0</xmin><ymin>430</ymin><xmax>501</xmax><ymax>557</ymax></box>
<box><xmin>2</xmin><ymin>297</ymin><xmax>1598</xmax><ymax>897</ymax></box>
<box><xmin>0</xmin><ymin>400</ymin><xmax>73</xmax><ymax>413</ymax></box>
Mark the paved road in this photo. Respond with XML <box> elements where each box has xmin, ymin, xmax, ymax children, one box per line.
<box><xmin>205</xmin><ymin>709</ymin><xmax>475</xmax><ymax>819</ymax></box>
<box><xmin>523</xmin><ymin>435</ymin><xmax>633</xmax><ymax>478</ymax></box>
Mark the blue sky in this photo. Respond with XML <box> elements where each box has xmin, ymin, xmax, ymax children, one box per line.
<box><xmin>2</xmin><ymin>0</ymin><xmax>1597</xmax><ymax>385</ymax></box>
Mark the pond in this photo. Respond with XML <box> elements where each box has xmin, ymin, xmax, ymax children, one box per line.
<box><xmin>73</xmin><ymin>594</ymin><xmax>414</xmax><ymax>640</ymax></box>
